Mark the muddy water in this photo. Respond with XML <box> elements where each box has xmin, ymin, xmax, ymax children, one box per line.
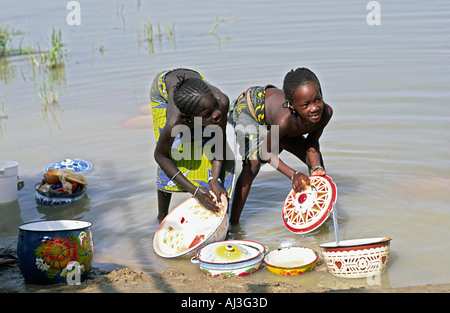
<box><xmin>1</xmin><ymin>0</ymin><xmax>449</xmax><ymax>288</ymax></box>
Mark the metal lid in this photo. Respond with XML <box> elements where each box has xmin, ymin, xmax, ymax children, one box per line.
<box><xmin>282</xmin><ymin>175</ymin><xmax>337</xmax><ymax>234</ymax></box>
<box><xmin>44</xmin><ymin>159</ymin><xmax>92</xmax><ymax>174</ymax></box>
<box><xmin>196</xmin><ymin>240</ymin><xmax>265</xmax><ymax>264</ymax></box>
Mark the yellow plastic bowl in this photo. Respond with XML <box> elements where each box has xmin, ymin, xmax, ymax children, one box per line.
<box><xmin>263</xmin><ymin>247</ymin><xmax>318</xmax><ymax>276</ymax></box>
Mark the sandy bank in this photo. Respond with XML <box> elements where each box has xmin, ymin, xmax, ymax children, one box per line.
<box><xmin>1</xmin><ymin>262</ymin><xmax>448</xmax><ymax>294</ymax></box>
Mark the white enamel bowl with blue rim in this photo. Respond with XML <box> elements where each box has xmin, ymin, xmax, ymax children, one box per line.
<box><xmin>191</xmin><ymin>240</ymin><xmax>268</xmax><ymax>277</ymax></box>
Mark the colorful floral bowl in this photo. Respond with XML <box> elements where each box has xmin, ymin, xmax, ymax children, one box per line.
<box><xmin>263</xmin><ymin>247</ymin><xmax>318</xmax><ymax>276</ymax></box>
<box><xmin>17</xmin><ymin>220</ymin><xmax>94</xmax><ymax>284</ymax></box>
<box><xmin>319</xmin><ymin>237</ymin><xmax>392</xmax><ymax>278</ymax></box>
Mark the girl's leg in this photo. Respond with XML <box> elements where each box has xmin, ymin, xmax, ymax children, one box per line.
<box><xmin>229</xmin><ymin>159</ymin><xmax>261</xmax><ymax>225</ymax></box>
<box><xmin>157</xmin><ymin>189</ymin><xmax>172</xmax><ymax>223</ymax></box>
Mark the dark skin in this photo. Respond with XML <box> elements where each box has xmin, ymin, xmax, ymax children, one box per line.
<box><xmin>154</xmin><ymin>69</ymin><xmax>229</xmax><ymax>222</ymax></box>
<box><xmin>229</xmin><ymin>82</ymin><xmax>333</xmax><ymax>225</ymax></box>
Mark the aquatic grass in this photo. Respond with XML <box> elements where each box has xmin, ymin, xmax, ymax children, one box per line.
<box><xmin>0</xmin><ymin>25</ymin><xmax>13</xmax><ymax>56</ymax></box>
<box><xmin>0</xmin><ymin>57</ymin><xmax>15</xmax><ymax>83</ymax></box>
<box><xmin>138</xmin><ymin>19</ymin><xmax>154</xmax><ymax>53</ymax></box>
<box><xmin>0</xmin><ymin>25</ymin><xmax>66</xmax><ymax>130</ymax></box>
<box><xmin>143</xmin><ymin>20</ymin><xmax>153</xmax><ymax>43</ymax></box>
<box><xmin>0</xmin><ymin>101</ymin><xmax>7</xmax><ymax>120</ymax></box>
<box><xmin>88</xmin><ymin>38</ymin><xmax>106</xmax><ymax>56</ymax></box>
<box><xmin>39</xmin><ymin>78</ymin><xmax>59</xmax><ymax>110</ymax></box>
<box><xmin>0</xmin><ymin>100</ymin><xmax>6</xmax><ymax>140</ymax></box>
<box><xmin>29</xmin><ymin>48</ymin><xmax>41</xmax><ymax>69</ymax></box>
<box><xmin>116</xmin><ymin>4</ymin><xmax>126</xmax><ymax>27</ymax></box>
<box><xmin>36</xmin><ymin>61</ymin><xmax>66</xmax><ymax>117</ymax></box>
<box><xmin>38</xmin><ymin>70</ymin><xmax>62</xmax><ymax>130</ymax></box>
<box><xmin>209</xmin><ymin>16</ymin><xmax>234</xmax><ymax>50</ymax></box>
<box><xmin>137</xmin><ymin>19</ymin><xmax>175</xmax><ymax>53</ymax></box>
<box><xmin>165</xmin><ymin>24</ymin><xmax>175</xmax><ymax>42</ymax></box>
<box><xmin>0</xmin><ymin>25</ymin><xmax>67</xmax><ymax>63</ymax></box>
<box><xmin>27</xmin><ymin>27</ymin><xmax>68</xmax><ymax>70</ymax></box>
<box><xmin>209</xmin><ymin>16</ymin><xmax>234</xmax><ymax>34</ymax></box>
<box><xmin>27</xmin><ymin>27</ymin><xmax>67</xmax><ymax>128</ymax></box>
<box><xmin>0</xmin><ymin>25</ymin><xmax>35</xmax><ymax>57</ymax></box>
<box><xmin>48</xmin><ymin>27</ymin><xmax>66</xmax><ymax>68</ymax></box>
<box><xmin>28</xmin><ymin>27</ymin><xmax>67</xmax><ymax>110</ymax></box>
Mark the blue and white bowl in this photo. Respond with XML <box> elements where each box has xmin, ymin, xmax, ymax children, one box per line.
<box><xmin>44</xmin><ymin>159</ymin><xmax>92</xmax><ymax>174</ymax></box>
<box><xmin>34</xmin><ymin>183</ymin><xmax>86</xmax><ymax>206</ymax></box>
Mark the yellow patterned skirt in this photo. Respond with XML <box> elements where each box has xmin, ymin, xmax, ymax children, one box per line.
<box><xmin>150</xmin><ymin>68</ymin><xmax>234</xmax><ymax>194</ymax></box>
<box><xmin>228</xmin><ymin>85</ymin><xmax>274</xmax><ymax>163</ymax></box>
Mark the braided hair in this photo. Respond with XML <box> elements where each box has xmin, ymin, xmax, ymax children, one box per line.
<box><xmin>282</xmin><ymin>67</ymin><xmax>322</xmax><ymax>103</ymax></box>
<box><xmin>173</xmin><ymin>75</ymin><xmax>213</xmax><ymax>117</ymax></box>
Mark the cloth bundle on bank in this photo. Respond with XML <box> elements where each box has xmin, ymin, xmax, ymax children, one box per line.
<box><xmin>58</xmin><ymin>169</ymin><xmax>88</xmax><ymax>193</ymax></box>
<box><xmin>39</xmin><ymin>168</ymin><xmax>87</xmax><ymax>196</ymax></box>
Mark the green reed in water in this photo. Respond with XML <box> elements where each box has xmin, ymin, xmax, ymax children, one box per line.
<box><xmin>0</xmin><ymin>101</ymin><xmax>7</xmax><ymax>120</ymax></box>
<box><xmin>39</xmin><ymin>78</ymin><xmax>58</xmax><ymax>109</ymax></box>
<box><xmin>0</xmin><ymin>25</ymin><xmax>29</xmax><ymax>57</ymax></box>
<box><xmin>30</xmin><ymin>27</ymin><xmax>68</xmax><ymax>69</ymax></box>
<box><xmin>28</xmin><ymin>27</ymin><xmax>68</xmax><ymax>127</ymax></box>
<box><xmin>48</xmin><ymin>27</ymin><xmax>65</xmax><ymax>68</ymax></box>
<box><xmin>1</xmin><ymin>24</ymin><xmax>66</xmax><ymax>129</ymax></box>
<box><xmin>138</xmin><ymin>19</ymin><xmax>154</xmax><ymax>53</ymax></box>
<box><xmin>0</xmin><ymin>101</ymin><xmax>7</xmax><ymax>140</ymax></box>
<box><xmin>38</xmin><ymin>71</ymin><xmax>62</xmax><ymax>130</ymax></box>
<box><xmin>137</xmin><ymin>19</ymin><xmax>175</xmax><ymax>53</ymax></box>
<box><xmin>0</xmin><ymin>25</ymin><xmax>12</xmax><ymax>56</ymax></box>
<box><xmin>209</xmin><ymin>16</ymin><xmax>234</xmax><ymax>34</ymax></box>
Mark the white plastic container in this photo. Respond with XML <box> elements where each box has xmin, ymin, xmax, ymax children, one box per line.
<box><xmin>0</xmin><ymin>160</ymin><xmax>23</xmax><ymax>204</ymax></box>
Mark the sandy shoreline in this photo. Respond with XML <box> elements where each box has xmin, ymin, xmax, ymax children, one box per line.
<box><xmin>1</xmin><ymin>261</ymin><xmax>448</xmax><ymax>294</ymax></box>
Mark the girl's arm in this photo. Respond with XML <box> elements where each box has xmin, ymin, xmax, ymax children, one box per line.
<box><xmin>208</xmin><ymin>90</ymin><xmax>229</xmax><ymax>202</ymax></box>
<box><xmin>305</xmin><ymin>103</ymin><xmax>333</xmax><ymax>175</ymax></box>
<box><xmin>154</xmin><ymin>124</ymin><xmax>196</xmax><ymax>194</ymax></box>
<box><xmin>261</xmin><ymin>118</ymin><xmax>311</xmax><ymax>193</ymax></box>
<box><xmin>154</xmin><ymin>120</ymin><xmax>219</xmax><ymax>213</ymax></box>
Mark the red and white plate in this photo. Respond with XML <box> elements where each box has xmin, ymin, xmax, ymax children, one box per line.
<box><xmin>282</xmin><ymin>175</ymin><xmax>337</xmax><ymax>234</ymax></box>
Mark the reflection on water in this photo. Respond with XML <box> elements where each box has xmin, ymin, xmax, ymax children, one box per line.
<box><xmin>36</xmin><ymin>196</ymin><xmax>91</xmax><ymax>220</ymax></box>
<box><xmin>0</xmin><ymin>200</ymin><xmax>23</xmax><ymax>240</ymax></box>
<box><xmin>0</xmin><ymin>58</ymin><xmax>15</xmax><ymax>83</ymax></box>
<box><xmin>0</xmin><ymin>0</ymin><xmax>449</xmax><ymax>289</ymax></box>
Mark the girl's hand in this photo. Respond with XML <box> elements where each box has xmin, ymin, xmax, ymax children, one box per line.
<box><xmin>209</xmin><ymin>179</ymin><xmax>227</xmax><ymax>204</ymax></box>
<box><xmin>310</xmin><ymin>165</ymin><xmax>326</xmax><ymax>176</ymax></box>
<box><xmin>292</xmin><ymin>172</ymin><xmax>311</xmax><ymax>193</ymax></box>
<box><xmin>194</xmin><ymin>187</ymin><xmax>220</xmax><ymax>213</ymax></box>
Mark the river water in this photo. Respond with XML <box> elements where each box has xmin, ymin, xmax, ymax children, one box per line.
<box><xmin>1</xmin><ymin>0</ymin><xmax>449</xmax><ymax>289</ymax></box>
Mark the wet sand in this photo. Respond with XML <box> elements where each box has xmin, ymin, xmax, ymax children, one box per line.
<box><xmin>1</xmin><ymin>261</ymin><xmax>448</xmax><ymax>294</ymax></box>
